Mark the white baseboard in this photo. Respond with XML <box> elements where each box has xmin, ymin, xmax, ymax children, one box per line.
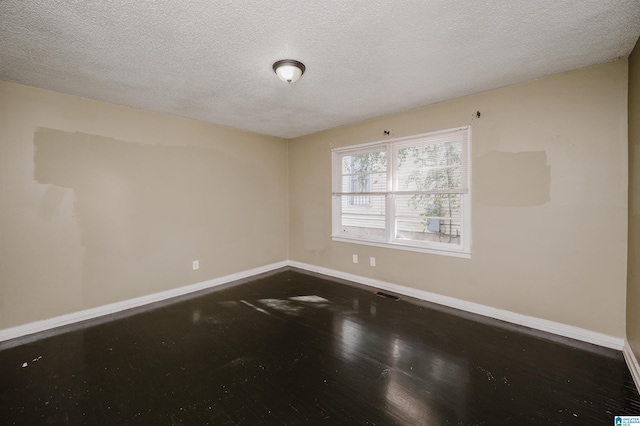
<box><xmin>0</xmin><ymin>261</ymin><xmax>288</xmax><ymax>343</ymax></box>
<box><xmin>289</xmin><ymin>261</ymin><xmax>625</xmax><ymax>350</ymax></box>
<box><xmin>0</xmin><ymin>259</ymin><xmax>626</xmax><ymax>353</ymax></box>
<box><xmin>624</xmin><ymin>341</ymin><xmax>640</xmax><ymax>392</ymax></box>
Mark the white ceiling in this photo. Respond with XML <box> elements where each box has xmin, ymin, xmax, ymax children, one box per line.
<box><xmin>1</xmin><ymin>1</ymin><xmax>639</xmax><ymax>139</ymax></box>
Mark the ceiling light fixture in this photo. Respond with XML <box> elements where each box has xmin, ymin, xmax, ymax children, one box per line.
<box><xmin>273</xmin><ymin>59</ymin><xmax>306</xmax><ymax>84</ymax></box>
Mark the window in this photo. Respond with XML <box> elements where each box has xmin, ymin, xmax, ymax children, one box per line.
<box><xmin>347</xmin><ymin>155</ymin><xmax>372</xmax><ymax>206</ymax></box>
<box><xmin>332</xmin><ymin>127</ymin><xmax>471</xmax><ymax>257</ymax></box>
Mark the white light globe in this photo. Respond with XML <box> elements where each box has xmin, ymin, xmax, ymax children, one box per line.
<box><xmin>273</xmin><ymin>60</ymin><xmax>306</xmax><ymax>84</ymax></box>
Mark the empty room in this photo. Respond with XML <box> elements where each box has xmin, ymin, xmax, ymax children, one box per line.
<box><xmin>2</xmin><ymin>1</ymin><xmax>640</xmax><ymax>424</ymax></box>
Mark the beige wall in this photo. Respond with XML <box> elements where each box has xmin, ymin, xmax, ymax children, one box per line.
<box><xmin>0</xmin><ymin>82</ymin><xmax>289</xmax><ymax>330</ymax></box>
<box><xmin>629</xmin><ymin>39</ymin><xmax>640</xmax><ymax>357</ymax></box>
<box><xmin>0</xmin><ymin>60</ymin><xmax>631</xmax><ymax>339</ymax></box>
<box><xmin>289</xmin><ymin>60</ymin><xmax>629</xmax><ymax>337</ymax></box>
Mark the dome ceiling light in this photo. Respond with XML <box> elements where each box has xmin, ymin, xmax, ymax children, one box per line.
<box><xmin>273</xmin><ymin>59</ymin><xmax>306</xmax><ymax>84</ymax></box>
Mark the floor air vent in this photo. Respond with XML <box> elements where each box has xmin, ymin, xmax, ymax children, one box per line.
<box><xmin>376</xmin><ymin>291</ymin><xmax>400</xmax><ymax>301</ymax></box>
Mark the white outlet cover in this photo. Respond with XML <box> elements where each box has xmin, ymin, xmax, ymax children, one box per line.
<box><xmin>192</xmin><ymin>260</ymin><xmax>199</xmax><ymax>270</ymax></box>
<box><xmin>370</xmin><ymin>257</ymin><xmax>376</xmax><ymax>266</ymax></box>
<box><xmin>352</xmin><ymin>254</ymin><xmax>358</xmax><ymax>264</ymax></box>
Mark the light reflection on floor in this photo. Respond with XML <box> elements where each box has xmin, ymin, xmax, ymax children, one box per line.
<box><xmin>332</xmin><ymin>296</ymin><xmax>469</xmax><ymax>424</ymax></box>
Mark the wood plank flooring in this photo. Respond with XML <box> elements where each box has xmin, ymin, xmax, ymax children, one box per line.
<box><xmin>1</xmin><ymin>268</ymin><xmax>639</xmax><ymax>425</ymax></box>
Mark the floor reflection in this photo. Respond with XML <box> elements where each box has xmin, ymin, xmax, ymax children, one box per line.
<box><xmin>333</xmin><ymin>299</ymin><xmax>469</xmax><ymax>424</ymax></box>
<box><xmin>336</xmin><ymin>317</ymin><xmax>365</xmax><ymax>361</ymax></box>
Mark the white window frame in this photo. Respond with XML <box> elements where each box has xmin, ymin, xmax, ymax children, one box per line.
<box><xmin>331</xmin><ymin>126</ymin><xmax>471</xmax><ymax>258</ymax></box>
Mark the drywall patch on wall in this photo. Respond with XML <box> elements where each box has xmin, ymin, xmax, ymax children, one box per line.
<box><xmin>474</xmin><ymin>151</ymin><xmax>550</xmax><ymax>207</ymax></box>
<box><xmin>33</xmin><ymin>128</ymin><xmax>277</xmax><ymax>307</ymax></box>
<box><xmin>38</xmin><ymin>185</ymin><xmax>73</xmax><ymax>221</ymax></box>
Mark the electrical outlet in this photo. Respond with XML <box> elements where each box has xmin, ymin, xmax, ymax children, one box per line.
<box><xmin>370</xmin><ymin>257</ymin><xmax>376</xmax><ymax>267</ymax></box>
<box><xmin>352</xmin><ymin>254</ymin><xmax>358</xmax><ymax>264</ymax></box>
<box><xmin>192</xmin><ymin>260</ymin><xmax>199</xmax><ymax>270</ymax></box>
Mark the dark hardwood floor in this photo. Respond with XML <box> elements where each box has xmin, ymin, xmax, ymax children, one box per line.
<box><xmin>1</xmin><ymin>268</ymin><xmax>639</xmax><ymax>425</ymax></box>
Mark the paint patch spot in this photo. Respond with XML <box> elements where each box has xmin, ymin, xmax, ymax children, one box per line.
<box><xmin>38</xmin><ymin>186</ymin><xmax>72</xmax><ymax>221</ymax></box>
<box><xmin>33</xmin><ymin>128</ymin><xmax>280</xmax><ymax>307</ymax></box>
<box><xmin>22</xmin><ymin>362</ymin><xmax>28</xmax><ymax>368</ymax></box>
<box><xmin>475</xmin><ymin>151</ymin><xmax>550</xmax><ymax>207</ymax></box>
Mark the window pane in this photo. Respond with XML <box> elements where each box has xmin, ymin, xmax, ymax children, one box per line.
<box><xmin>342</xmin><ymin>151</ymin><xmax>387</xmax><ymax>174</ymax></box>
<box><xmin>339</xmin><ymin>195</ymin><xmax>386</xmax><ymax>240</ymax></box>
<box><xmin>396</xmin><ymin>143</ymin><xmax>462</xmax><ymax>191</ymax></box>
<box><xmin>394</xmin><ymin>194</ymin><xmax>461</xmax><ymax>245</ymax></box>
<box><xmin>341</xmin><ymin>172</ymin><xmax>387</xmax><ymax>192</ymax></box>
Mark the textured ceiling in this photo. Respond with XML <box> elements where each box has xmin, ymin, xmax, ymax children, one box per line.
<box><xmin>1</xmin><ymin>1</ymin><xmax>639</xmax><ymax>139</ymax></box>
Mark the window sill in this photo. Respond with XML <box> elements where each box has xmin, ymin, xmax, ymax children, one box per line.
<box><xmin>331</xmin><ymin>236</ymin><xmax>471</xmax><ymax>259</ymax></box>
